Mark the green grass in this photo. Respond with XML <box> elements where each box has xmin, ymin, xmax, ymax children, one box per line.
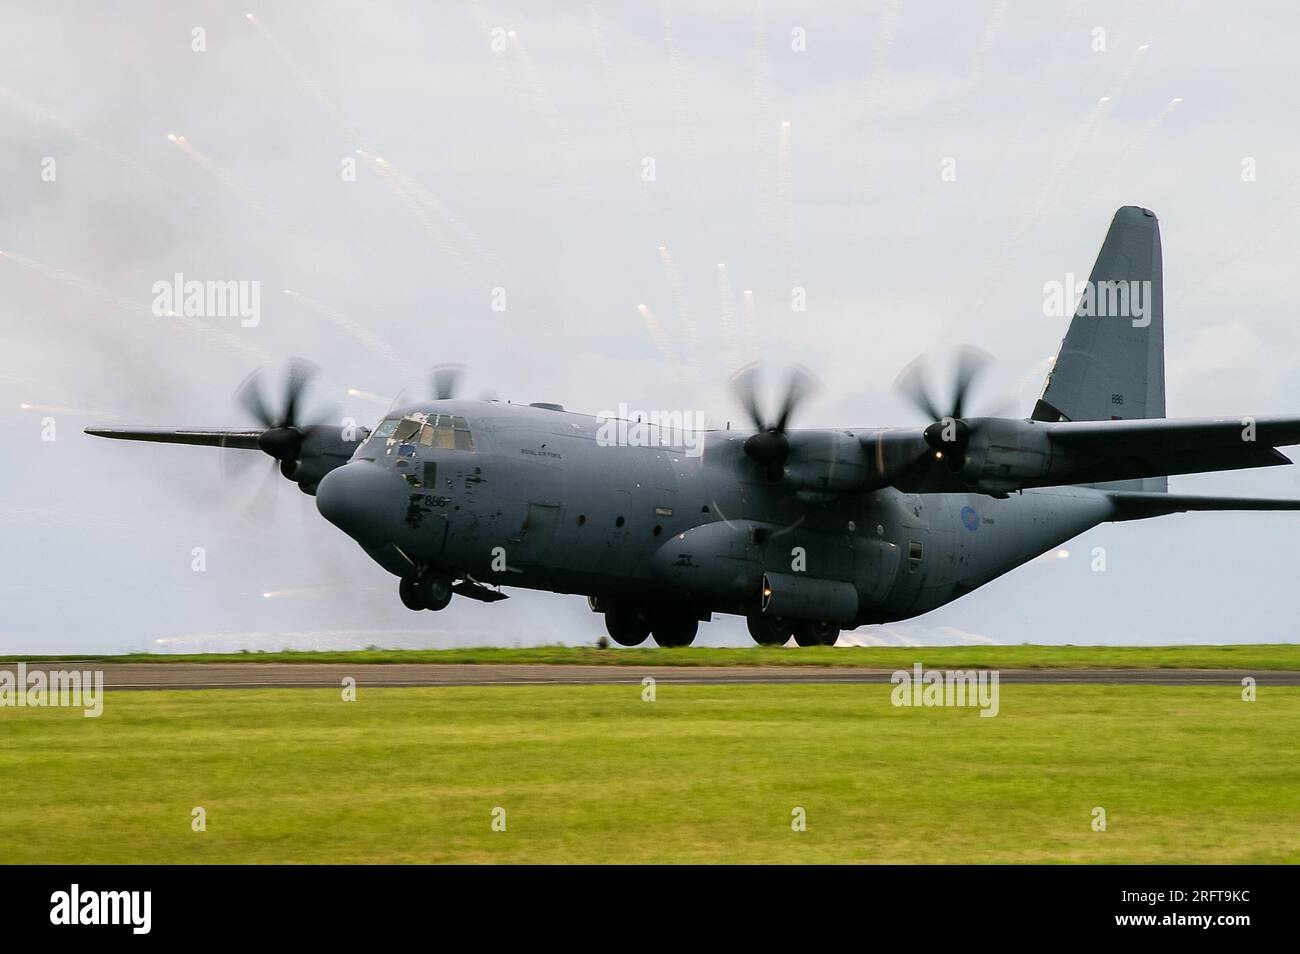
<box><xmin>1</xmin><ymin>683</ymin><xmax>1297</xmax><ymax>863</ymax></box>
<box><xmin>4</xmin><ymin>644</ymin><xmax>1300</xmax><ymax>669</ymax></box>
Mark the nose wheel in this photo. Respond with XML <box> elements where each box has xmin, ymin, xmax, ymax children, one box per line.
<box><xmin>398</xmin><ymin>572</ymin><xmax>455</xmax><ymax>612</ymax></box>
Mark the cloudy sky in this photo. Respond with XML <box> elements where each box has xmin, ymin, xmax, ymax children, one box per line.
<box><xmin>4</xmin><ymin>1</ymin><xmax>1299</xmax><ymax>653</ymax></box>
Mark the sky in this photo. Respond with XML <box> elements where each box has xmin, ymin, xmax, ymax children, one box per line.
<box><xmin>4</xmin><ymin>0</ymin><xmax>1300</xmax><ymax>653</ymax></box>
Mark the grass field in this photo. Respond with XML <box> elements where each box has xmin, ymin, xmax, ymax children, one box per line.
<box><xmin>4</xmin><ymin>643</ymin><xmax>1300</xmax><ymax>669</ymax></box>
<box><xmin>2</xmin><ymin>682</ymin><xmax>1297</xmax><ymax>863</ymax></box>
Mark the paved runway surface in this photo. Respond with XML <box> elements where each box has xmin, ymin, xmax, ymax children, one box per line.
<box><xmin>3</xmin><ymin>662</ymin><xmax>1298</xmax><ymax>689</ymax></box>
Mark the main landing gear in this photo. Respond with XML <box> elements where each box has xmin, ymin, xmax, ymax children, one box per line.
<box><xmin>746</xmin><ymin>614</ymin><xmax>840</xmax><ymax>647</ymax></box>
<box><xmin>600</xmin><ymin>599</ymin><xmax>698</xmax><ymax>647</ymax></box>
<box><xmin>399</xmin><ymin>572</ymin><xmax>454</xmax><ymax>612</ymax></box>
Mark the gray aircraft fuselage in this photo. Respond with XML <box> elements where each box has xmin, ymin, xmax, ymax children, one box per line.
<box><xmin>316</xmin><ymin>399</ymin><xmax>1111</xmax><ymax>627</ymax></box>
<box><xmin>88</xmin><ymin>208</ymin><xmax>1300</xmax><ymax>645</ymax></box>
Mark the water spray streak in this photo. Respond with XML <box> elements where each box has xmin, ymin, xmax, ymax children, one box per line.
<box><xmin>751</xmin><ymin>1</ymin><xmax>778</xmax><ymax>250</ymax></box>
<box><xmin>0</xmin><ymin>250</ymin><xmax>270</xmax><ymax>364</ymax></box>
<box><xmin>717</xmin><ymin>264</ymin><xmax>737</xmax><ymax>374</ymax></box>
<box><xmin>587</xmin><ymin>1</ymin><xmax>637</xmax><ymax>160</ymax></box>
<box><xmin>167</xmin><ymin>133</ymin><xmax>292</xmax><ymax>235</ymax></box>
<box><xmin>0</xmin><ymin>86</ymin><xmax>183</xmax><ymax>198</ymax></box>
<box><xmin>283</xmin><ymin>289</ymin><xmax>412</xmax><ymax>374</ymax></box>
<box><xmin>660</xmin><ymin>0</ymin><xmax>695</xmax><ymax>156</ymax></box>
<box><xmin>656</xmin><ymin>246</ymin><xmax>700</xmax><ymax>376</ymax></box>
<box><xmin>636</xmin><ymin>304</ymin><xmax>676</xmax><ymax>365</ymax></box>
<box><xmin>1085</xmin><ymin>97</ymin><xmax>1182</xmax><ymax>208</ymax></box>
<box><xmin>777</xmin><ymin>121</ymin><xmax>794</xmax><ymax>277</ymax></box>
<box><xmin>246</xmin><ymin>14</ymin><xmax>492</xmax><ymax>268</ymax></box>
<box><xmin>742</xmin><ymin>290</ymin><xmax>758</xmax><ymax>362</ymax></box>
<box><xmin>508</xmin><ymin>30</ymin><xmax>589</xmax><ymax>193</ymax></box>
<box><xmin>244</xmin><ymin>13</ymin><xmax>363</xmax><ymax>150</ymax></box>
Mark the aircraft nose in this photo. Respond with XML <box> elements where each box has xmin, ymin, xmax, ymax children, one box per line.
<box><xmin>315</xmin><ymin>462</ymin><xmax>405</xmax><ymax>549</ymax></box>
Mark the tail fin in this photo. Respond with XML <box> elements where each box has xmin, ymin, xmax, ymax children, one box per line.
<box><xmin>1032</xmin><ymin>205</ymin><xmax>1166</xmax><ymax>491</ymax></box>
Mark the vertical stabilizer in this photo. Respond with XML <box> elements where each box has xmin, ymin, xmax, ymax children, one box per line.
<box><xmin>1033</xmin><ymin>206</ymin><xmax>1166</xmax><ymax>491</ymax></box>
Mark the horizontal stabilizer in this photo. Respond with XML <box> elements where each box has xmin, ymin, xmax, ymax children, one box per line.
<box><xmin>1109</xmin><ymin>491</ymin><xmax>1300</xmax><ymax>520</ymax></box>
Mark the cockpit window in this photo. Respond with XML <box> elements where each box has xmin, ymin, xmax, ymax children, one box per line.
<box><xmin>392</xmin><ymin>418</ymin><xmax>422</xmax><ymax>442</ymax></box>
<box><xmin>377</xmin><ymin>413</ymin><xmax>475</xmax><ymax>453</ymax></box>
<box><xmin>452</xmin><ymin>416</ymin><xmax>474</xmax><ymax>452</ymax></box>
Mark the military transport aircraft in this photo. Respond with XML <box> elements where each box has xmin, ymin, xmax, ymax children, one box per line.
<box><xmin>88</xmin><ymin>207</ymin><xmax>1300</xmax><ymax>647</ymax></box>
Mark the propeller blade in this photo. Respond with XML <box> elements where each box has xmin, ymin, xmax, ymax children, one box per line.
<box><xmin>241</xmin><ymin>458</ymin><xmax>281</xmax><ymax>525</ymax></box>
<box><xmin>235</xmin><ymin>369</ymin><xmax>274</xmax><ymax>428</ymax></box>
<box><xmin>773</xmin><ymin>364</ymin><xmax>820</xmax><ymax>433</ymax></box>
<box><xmin>281</xmin><ymin>359</ymin><xmax>319</xmax><ymax>427</ymax></box>
<box><xmin>430</xmin><ymin>363</ymin><xmax>466</xmax><ymax>401</ymax></box>
<box><xmin>895</xmin><ymin>356</ymin><xmax>944</xmax><ymax>423</ymax></box>
<box><xmin>951</xmin><ymin>346</ymin><xmax>992</xmax><ymax>421</ymax></box>
<box><xmin>728</xmin><ymin>362</ymin><xmax>766</xmax><ymax>431</ymax></box>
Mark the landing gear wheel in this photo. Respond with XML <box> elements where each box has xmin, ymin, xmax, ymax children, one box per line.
<box><xmin>422</xmin><ymin>574</ymin><xmax>454</xmax><ymax>611</ymax></box>
<box><xmin>651</xmin><ymin>613</ymin><xmax>698</xmax><ymax>648</ymax></box>
<box><xmin>399</xmin><ymin>577</ymin><xmax>425</xmax><ymax>611</ymax></box>
<box><xmin>747</xmin><ymin>614</ymin><xmax>793</xmax><ymax>647</ymax></box>
<box><xmin>793</xmin><ymin>620</ymin><xmax>840</xmax><ymax>647</ymax></box>
<box><xmin>604</xmin><ymin>603</ymin><xmax>651</xmax><ymax>647</ymax></box>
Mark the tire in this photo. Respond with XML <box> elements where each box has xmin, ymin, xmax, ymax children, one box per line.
<box><xmin>792</xmin><ymin>620</ymin><xmax>840</xmax><ymax>647</ymax></box>
<box><xmin>604</xmin><ymin>602</ymin><xmax>651</xmax><ymax>647</ymax></box>
<box><xmin>423</xmin><ymin>574</ymin><xmax>454</xmax><ymax>611</ymax></box>
<box><xmin>747</xmin><ymin>614</ymin><xmax>793</xmax><ymax>647</ymax></box>
<box><xmin>399</xmin><ymin>577</ymin><xmax>425</xmax><ymax>611</ymax></box>
<box><xmin>651</xmin><ymin>613</ymin><xmax>698</xmax><ymax>648</ymax></box>
<box><xmin>812</xmin><ymin>621</ymin><xmax>841</xmax><ymax>646</ymax></box>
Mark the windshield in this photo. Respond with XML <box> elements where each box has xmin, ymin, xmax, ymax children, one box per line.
<box><xmin>371</xmin><ymin>414</ymin><xmax>475</xmax><ymax>453</ymax></box>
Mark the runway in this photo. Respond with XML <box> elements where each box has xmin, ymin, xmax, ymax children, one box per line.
<box><xmin>3</xmin><ymin>662</ymin><xmax>1298</xmax><ymax>689</ymax></box>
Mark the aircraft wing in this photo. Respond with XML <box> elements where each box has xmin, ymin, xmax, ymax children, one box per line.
<box><xmin>84</xmin><ymin>427</ymin><xmax>264</xmax><ymax>449</ymax></box>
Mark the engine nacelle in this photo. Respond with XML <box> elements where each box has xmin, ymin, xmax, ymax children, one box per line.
<box><xmin>957</xmin><ymin>419</ymin><xmax>1055</xmax><ymax>494</ymax></box>
<box><xmin>780</xmin><ymin>430</ymin><xmax>871</xmax><ymax>495</ymax></box>
<box><xmin>761</xmin><ymin>571</ymin><xmax>859</xmax><ymax>625</ymax></box>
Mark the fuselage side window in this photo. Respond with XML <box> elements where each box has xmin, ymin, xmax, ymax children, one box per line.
<box><xmin>372</xmin><ymin>419</ymin><xmax>399</xmax><ymax>440</ymax></box>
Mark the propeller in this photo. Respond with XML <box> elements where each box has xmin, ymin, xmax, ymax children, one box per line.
<box><xmin>895</xmin><ymin>346</ymin><xmax>994</xmax><ymax>471</ymax></box>
<box><xmin>235</xmin><ymin>359</ymin><xmax>330</xmax><ymax>469</ymax></box>
<box><xmin>383</xmin><ymin>363</ymin><xmax>497</xmax><ymax>414</ymax></box>
<box><xmin>430</xmin><ymin>363</ymin><xmax>467</xmax><ymax>401</ymax></box>
<box><xmin>222</xmin><ymin>360</ymin><xmax>339</xmax><ymax>521</ymax></box>
<box><xmin>729</xmin><ymin>363</ymin><xmax>821</xmax><ymax>481</ymax></box>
